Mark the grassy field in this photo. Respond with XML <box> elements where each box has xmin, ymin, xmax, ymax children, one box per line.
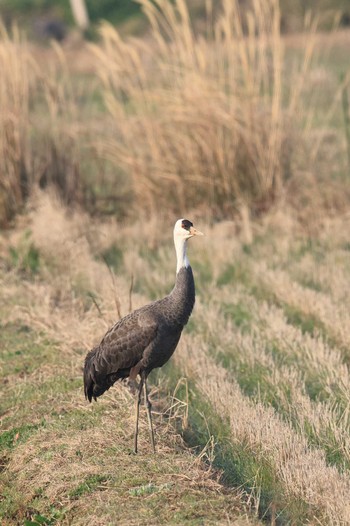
<box><xmin>1</xmin><ymin>196</ymin><xmax>350</xmax><ymax>524</ymax></box>
<box><xmin>1</xmin><ymin>0</ymin><xmax>350</xmax><ymax>524</ymax></box>
<box><xmin>0</xmin><ymin>197</ymin><xmax>256</xmax><ymax>525</ymax></box>
<box><xmin>0</xmin><ymin>196</ymin><xmax>263</xmax><ymax>526</ymax></box>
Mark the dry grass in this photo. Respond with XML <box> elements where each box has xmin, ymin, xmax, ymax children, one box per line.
<box><xmin>2</xmin><ymin>195</ymin><xmax>350</xmax><ymax>523</ymax></box>
<box><xmin>177</xmin><ymin>338</ymin><xmax>350</xmax><ymax>524</ymax></box>
<box><xmin>91</xmin><ymin>0</ymin><xmax>293</xmax><ymax>217</ymax></box>
<box><xmin>193</xmin><ymin>290</ymin><xmax>350</xmax><ymax>473</ymax></box>
<box><xmin>1</xmin><ymin>0</ymin><xmax>349</xmax><ymax>228</ymax></box>
<box><xmin>252</xmin><ymin>261</ymin><xmax>350</xmax><ymax>352</ymax></box>
<box><xmin>89</xmin><ymin>0</ymin><xmax>349</xmax><ymax>223</ymax></box>
<box><xmin>0</xmin><ymin>195</ymin><xmax>260</xmax><ymax>525</ymax></box>
<box><xmin>0</xmin><ymin>23</ymin><xmax>34</xmax><ymax>226</ymax></box>
<box><xmin>1</xmin><ymin>2</ymin><xmax>350</xmax><ymax>520</ymax></box>
<box><xmin>0</xmin><ymin>26</ymin><xmax>89</xmax><ymax>227</ymax></box>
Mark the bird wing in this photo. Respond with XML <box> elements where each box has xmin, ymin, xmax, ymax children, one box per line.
<box><xmin>92</xmin><ymin>307</ymin><xmax>159</xmax><ymax>378</ymax></box>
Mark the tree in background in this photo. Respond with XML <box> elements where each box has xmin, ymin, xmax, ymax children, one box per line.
<box><xmin>0</xmin><ymin>0</ymin><xmax>349</xmax><ymax>34</ymax></box>
<box><xmin>69</xmin><ymin>0</ymin><xmax>89</xmax><ymax>29</ymax></box>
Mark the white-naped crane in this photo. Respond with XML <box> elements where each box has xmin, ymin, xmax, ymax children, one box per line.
<box><xmin>84</xmin><ymin>219</ymin><xmax>203</xmax><ymax>453</ymax></box>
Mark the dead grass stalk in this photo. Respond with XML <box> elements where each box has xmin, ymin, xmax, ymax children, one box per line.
<box><xmin>91</xmin><ymin>0</ymin><xmax>318</xmax><ymax>218</ymax></box>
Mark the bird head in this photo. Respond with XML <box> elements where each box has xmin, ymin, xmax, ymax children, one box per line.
<box><xmin>174</xmin><ymin>219</ymin><xmax>204</xmax><ymax>240</ymax></box>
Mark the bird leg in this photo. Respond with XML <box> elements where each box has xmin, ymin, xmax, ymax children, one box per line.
<box><xmin>143</xmin><ymin>373</ymin><xmax>156</xmax><ymax>453</ymax></box>
<box><xmin>134</xmin><ymin>375</ymin><xmax>144</xmax><ymax>454</ymax></box>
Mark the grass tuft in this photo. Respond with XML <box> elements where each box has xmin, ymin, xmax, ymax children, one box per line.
<box><xmin>0</xmin><ymin>423</ymin><xmax>45</xmax><ymax>451</ymax></box>
<box><xmin>69</xmin><ymin>474</ymin><xmax>111</xmax><ymax>500</ymax></box>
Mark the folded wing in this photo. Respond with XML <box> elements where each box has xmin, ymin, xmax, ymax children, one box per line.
<box><xmin>84</xmin><ymin>309</ymin><xmax>158</xmax><ymax>401</ymax></box>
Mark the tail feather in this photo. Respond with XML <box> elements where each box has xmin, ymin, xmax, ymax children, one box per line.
<box><xmin>83</xmin><ymin>347</ymin><xmax>129</xmax><ymax>402</ymax></box>
<box><xmin>84</xmin><ymin>348</ymin><xmax>97</xmax><ymax>402</ymax></box>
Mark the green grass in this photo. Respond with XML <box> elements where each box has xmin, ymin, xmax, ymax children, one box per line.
<box><xmin>0</xmin><ymin>322</ymin><xmax>57</xmax><ymax>378</ymax></box>
<box><xmin>158</xmin><ymin>367</ymin><xmax>305</xmax><ymax>525</ymax></box>
<box><xmin>23</xmin><ymin>508</ymin><xmax>66</xmax><ymax>526</ymax></box>
<box><xmin>2</xmin><ymin>196</ymin><xmax>350</xmax><ymax>525</ymax></box>
<box><xmin>0</xmin><ymin>423</ymin><xmax>45</xmax><ymax>452</ymax></box>
<box><xmin>100</xmin><ymin>243</ymin><xmax>124</xmax><ymax>271</ymax></box>
<box><xmin>211</xmin><ymin>247</ymin><xmax>349</xmax><ymax>359</ymax></box>
<box><xmin>186</xmin><ymin>265</ymin><xmax>350</xmax><ymax>475</ymax></box>
<box><xmin>0</xmin><ymin>299</ymin><xmax>257</xmax><ymax>526</ymax></box>
<box><xmin>69</xmin><ymin>474</ymin><xmax>111</xmax><ymax>499</ymax></box>
<box><xmin>8</xmin><ymin>243</ymin><xmax>40</xmax><ymax>275</ymax></box>
<box><xmin>220</xmin><ymin>302</ymin><xmax>253</xmax><ymax>330</ymax></box>
<box><xmin>2</xmin><ymin>224</ymin><xmax>349</xmax><ymax>524</ymax></box>
<box><xmin>217</xmin><ymin>261</ymin><xmax>251</xmax><ymax>288</ymax></box>
<box><xmin>128</xmin><ymin>229</ymin><xmax>350</xmax><ymax>479</ymax></box>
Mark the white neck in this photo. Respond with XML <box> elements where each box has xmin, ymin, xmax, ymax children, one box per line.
<box><xmin>174</xmin><ymin>236</ymin><xmax>190</xmax><ymax>273</ymax></box>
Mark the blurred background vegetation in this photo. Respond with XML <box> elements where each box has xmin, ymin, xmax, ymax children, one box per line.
<box><xmin>1</xmin><ymin>0</ymin><xmax>350</xmax><ymax>37</ymax></box>
<box><xmin>0</xmin><ymin>0</ymin><xmax>350</xmax><ymax>229</ymax></box>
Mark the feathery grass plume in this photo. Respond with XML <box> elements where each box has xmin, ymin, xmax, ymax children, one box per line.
<box><xmin>0</xmin><ymin>27</ymin><xmax>88</xmax><ymax>224</ymax></box>
<box><xmin>34</xmin><ymin>42</ymin><xmax>84</xmax><ymax>206</ymax></box>
<box><xmin>0</xmin><ymin>23</ymin><xmax>35</xmax><ymax>226</ymax></box>
<box><xmin>92</xmin><ymin>0</ymin><xmax>316</xmax><ymax>218</ymax></box>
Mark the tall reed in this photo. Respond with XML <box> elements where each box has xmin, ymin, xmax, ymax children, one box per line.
<box><xmin>0</xmin><ymin>23</ymin><xmax>34</xmax><ymax>225</ymax></box>
<box><xmin>92</xmin><ymin>0</ymin><xmax>315</xmax><ymax>218</ymax></box>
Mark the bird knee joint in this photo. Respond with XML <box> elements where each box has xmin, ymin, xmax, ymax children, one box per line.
<box><xmin>130</xmin><ymin>362</ymin><xmax>142</xmax><ymax>381</ymax></box>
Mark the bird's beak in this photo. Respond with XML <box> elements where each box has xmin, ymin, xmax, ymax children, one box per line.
<box><xmin>189</xmin><ymin>226</ymin><xmax>204</xmax><ymax>236</ymax></box>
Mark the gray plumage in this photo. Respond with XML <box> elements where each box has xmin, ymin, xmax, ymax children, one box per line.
<box><xmin>83</xmin><ymin>218</ymin><xmax>203</xmax><ymax>453</ymax></box>
<box><xmin>84</xmin><ymin>266</ymin><xmax>195</xmax><ymax>402</ymax></box>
